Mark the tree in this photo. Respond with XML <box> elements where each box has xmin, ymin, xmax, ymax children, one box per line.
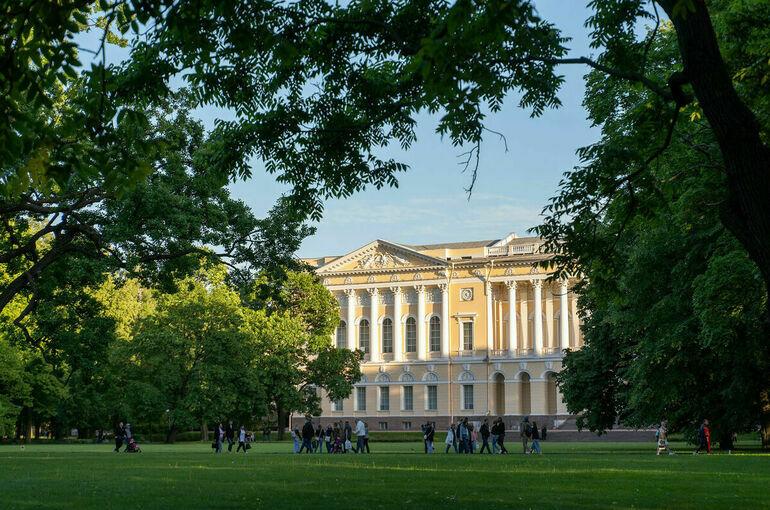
<box><xmin>244</xmin><ymin>272</ymin><xmax>362</xmax><ymax>439</ymax></box>
<box><xmin>548</xmin><ymin>17</ymin><xmax>770</xmax><ymax>448</ymax></box>
<box><xmin>120</xmin><ymin>265</ymin><xmax>266</xmax><ymax>443</ymax></box>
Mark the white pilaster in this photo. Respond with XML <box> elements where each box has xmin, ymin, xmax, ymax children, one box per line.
<box><xmin>439</xmin><ymin>284</ymin><xmax>449</xmax><ymax>358</ymax></box>
<box><xmin>486</xmin><ymin>281</ymin><xmax>494</xmax><ymax>354</ymax></box>
<box><xmin>344</xmin><ymin>289</ymin><xmax>355</xmax><ymax>351</ymax></box>
<box><xmin>532</xmin><ymin>279</ymin><xmax>543</xmax><ymax>356</ymax></box>
<box><xmin>416</xmin><ymin>285</ymin><xmax>426</xmax><ymax>361</ymax></box>
<box><xmin>506</xmin><ymin>281</ymin><xmax>517</xmax><ymax>356</ymax></box>
<box><xmin>392</xmin><ymin>287</ymin><xmax>403</xmax><ymax>362</ymax></box>
<box><xmin>369</xmin><ymin>288</ymin><xmax>380</xmax><ymax>362</ymax></box>
<box><xmin>560</xmin><ymin>280</ymin><xmax>569</xmax><ymax>351</ymax></box>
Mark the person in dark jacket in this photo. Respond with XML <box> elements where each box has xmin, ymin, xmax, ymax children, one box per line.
<box><xmin>694</xmin><ymin>419</ymin><xmax>711</xmax><ymax>454</ymax></box>
<box><xmin>424</xmin><ymin>422</ymin><xmax>435</xmax><ymax>453</ymax></box>
<box><xmin>530</xmin><ymin>421</ymin><xmax>542</xmax><ymax>454</ymax></box>
<box><xmin>479</xmin><ymin>419</ymin><xmax>492</xmax><ymax>454</ymax></box>
<box><xmin>113</xmin><ymin>422</ymin><xmax>124</xmax><ymax>453</ymax></box>
<box><xmin>299</xmin><ymin>417</ymin><xmax>315</xmax><ymax>453</ymax></box>
<box><xmin>494</xmin><ymin>417</ymin><xmax>508</xmax><ymax>454</ymax></box>
<box><xmin>225</xmin><ymin>420</ymin><xmax>236</xmax><ymax>452</ymax></box>
<box><xmin>343</xmin><ymin>421</ymin><xmax>352</xmax><ymax>453</ymax></box>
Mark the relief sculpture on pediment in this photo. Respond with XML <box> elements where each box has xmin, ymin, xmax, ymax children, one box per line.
<box><xmin>356</xmin><ymin>251</ymin><xmax>411</xmax><ymax>269</ymax></box>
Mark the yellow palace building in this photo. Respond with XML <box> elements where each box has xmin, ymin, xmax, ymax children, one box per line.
<box><xmin>295</xmin><ymin>232</ymin><xmax>582</xmax><ymax>430</ymax></box>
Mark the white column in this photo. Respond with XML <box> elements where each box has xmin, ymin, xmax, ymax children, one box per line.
<box><xmin>486</xmin><ymin>281</ymin><xmax>493</xmax><ymax>354</ymax></box>
<box><xmin>439</xmin><ymin>284</ymin><xmax>449</xmax><ymax>358</ymax></box>
<box><xmin>506</xmin><ymin>281</ymin><xmax>517</xmax><ymax>357</ymax></box>
<box><xmin>416</xmin><ymin>285</ymin><xmax>426</xmax><ymax>361</ymax></box>
<box><xmin>560</xmin><ymin>280</ymin><xmax>569</xmax><ymax>351</ymax></box>
<box><xmin>571</xmin><ymin>292</ymin><xmax>580</xmax><ymax>348</ymax></box>
<box><xmin>519</xmin><ymin>284</ymin><xmax>528</xmax><ymax>351</ymax></box>
<box><xmin>369</xmin><ymin>288</ymin><xmax>380</xmax><ymax>362</ymax></box>
<box><xmin>345</xmin><ymin>289</ymin><xmax>355</xmax><ymax>350</ymax></box>
<box><xmin>545</xmin><ymin>283</ymin><xmax>554</xmax><ymax>351</ymax></box>
<box><xmin>392</xmin><ymin>287</ymin><xmax>403</xmax><ymax>362</ymax></box>
<box><xmin>532</xmin><ymin>279</ymin><xmax>543</xmax><ymax>356</ymax></box>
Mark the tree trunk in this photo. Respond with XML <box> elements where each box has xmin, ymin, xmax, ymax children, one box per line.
<box><xmin>276</xmin><ymin>406</ymin><xmax>286</xmax><ymax>441</ymax></box>
<box><xmin>166</xmin><ymin>424</ymin><xmax>178</xmax><ymax>444</ymax></box>
<box><xmin>659</xmin><ymin>0</ymin><xmax>770</xmax><ymax>324</ymax></box>
<box><xmin>761</xmin><ymin>389</ymin><xmax>770</xmax><ymax>449</ymax></box>
<box><xmin>201</xmin><ymin>423</ymin><xmax>209</xmax><ymax>442</ymax></box>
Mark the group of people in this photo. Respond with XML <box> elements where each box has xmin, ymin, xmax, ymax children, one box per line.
<box><xmin>435</xmin><ymin>416</ymin><xmax>545</xmax><ymax>454</ymax></box>
<box><xmin>656</xmin><ymin>418</ymin><xmax>711</xmax><ymax>456</ymax></box>
<box><xmin>292</xmin><ymin>418</ymin><xmax>371</xmax><ymax>454</ymax></box>
<box><xmin>214</xmin><ymin>420</ymin><xmax>251</xmax><ymax>453</ymax></box>
<box><xmin>112</xmin><ymin>422</ymin><xmax>140</xmax><ymax>453</ymax></box>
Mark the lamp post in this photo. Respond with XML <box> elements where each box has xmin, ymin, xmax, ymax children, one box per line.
<box><xmin>166</xmin><ymin>409</ymin><xmax>171</xmax><ymax>437</ymax></box>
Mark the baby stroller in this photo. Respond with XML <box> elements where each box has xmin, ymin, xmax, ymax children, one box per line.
<box><xmin>330</xmin><ymin>437</ymin><xmax>343</xmax><ymax>454</ymax></box>
<box><xmin>124</xmin><ymin>437</ymin><xmax>141</xmax><ymax>453</ymax></box>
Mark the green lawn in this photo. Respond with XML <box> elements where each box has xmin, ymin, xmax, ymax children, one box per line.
<box><xmin>1</xmin><ymin>440</ymin><xmax>768</xmax><ymax>509</ymax></box>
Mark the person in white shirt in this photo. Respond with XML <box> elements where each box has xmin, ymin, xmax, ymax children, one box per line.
<box><xmin>354</xmin><ymin>420</ymin><xmax>366</xmax><ymax>453</ymax></box>
<box><xmin>236</xmin><ymin>425</ymin><xmax>247</xmax><ymax>453</ymax></box>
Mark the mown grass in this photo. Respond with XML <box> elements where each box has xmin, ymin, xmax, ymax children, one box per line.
<box><xmin>1</xmin><ymin>440</ymin><xmax>767</xmax><ymax>509</ymax></box>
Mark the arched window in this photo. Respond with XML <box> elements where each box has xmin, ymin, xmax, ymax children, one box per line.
<box><xmin>335</xmin><ymin>320</ymin><xmax>346</xmax><ymax>348</ymax></box>
<box><xmin>429</xmin><ymin>316</ymin><xmax>440</xmax><ymax>352</ymax></box>
<box><xmin>405</xmin><ymin>317</ymin><xmax>417</xmax><ymax>352</ymax></box>
<box><xmin>399</xmin><ymin>372</ymin><xmax>415</xmax><ymax>382</ymax></box>
<box><xmin>423</xmin><ymin>372</ymin><xmax>439</xmax><ymax>382</ymax></box>
<box><xmin>359</xmin><ymin>319</ymin><xmax>370</xmax><ymax>353</ymax></box>
<box><xmin>375</xmin><ymin>372</ymin><xmax>391</xmax><ymax>383</ymax></box>
<box><xmin>459</xmin><ymin>371</ymin><xmax>475</xmax><ymax>381</ymax></box>
<box><xmin>382</xmin><ymin>318</ymin><xmax>393</xmax><ymax>353</ymax></box>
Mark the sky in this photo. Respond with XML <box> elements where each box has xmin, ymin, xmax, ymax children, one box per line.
<box><xmin>80</xmin><ymin>0</ymin><xmax>601</xmax><ymax>258</ymax></box>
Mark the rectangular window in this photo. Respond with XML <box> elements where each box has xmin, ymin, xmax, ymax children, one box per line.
<box><xmin>429</xmin><ymin>317</ymin><xmax>440</xmax><ymax>352</ymax></box>
<box><xmin>379</xmin><ymin>422</ymin><xmax>388</xmax><ymax>431</ymax></box>
<box><xmin>402</xmin><ymin>386</ymin><xmax>413</xmax><ymax>411</ymax></box>
<box><xmin>379</xmin><ymin>386</ymin><xmax>390</xmax><ymax>411</ymax></box>
<box><xmin>356</xmin><ymin>387</ymin><xmax>366</xmax><ymax>411</ymax></box>
<box><xmin>462</xmin><ymin>321</ymin><xmax>474</xmax><ymax>350</ymax></box>
<box><xmin>405</xmin><ymin>318</ymin><xmax>417</xmax><ymax>352</ymax></box>
<box><xmin>359</xmin><ymin>321</ymin><xmax>370</xmax><ymax>353</ymax></box>
<box><xmin>333</xmin><ymin>398</ymin><xmax>344</xmax><ymax>412</ymax></box>
<box><xmin>427</xmin><ymin>385</ymin><xmax>438</xmax><ymax>410</ymax></box>
<box><xmin>336</xmin><ymin>323</ymin><xmax>346</xmax><ymax>348</ymax></box>
<box><xmin>382</xmin><ymin>320</ymin><xmax>393</xmax><ymax>353</ymax></box>
<box><xmin>402</xmin><ymin>422</ymin><xmax>412</xmax><ymax>430</ymax></box>
<box><xmin>462</xmin><ymin>384</ymin><xmax>474</xmax><ymax>410</ymax></box>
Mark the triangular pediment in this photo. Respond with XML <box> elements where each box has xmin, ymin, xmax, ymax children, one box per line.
<box><xmin>317</xmin><ymin>240</ymin><xmax>447</xmax><ymax>273</ymax></box>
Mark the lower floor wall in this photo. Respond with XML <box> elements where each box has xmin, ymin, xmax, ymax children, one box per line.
<box><xmin>292</xmin><ymin>357</ymin><xmax>570</xmax><ymax>431</ymax></box>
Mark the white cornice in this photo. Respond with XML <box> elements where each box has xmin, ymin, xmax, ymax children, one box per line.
<box><xmin>316</xmin><ymin>239</ymin><xmax>448</xmax><ymax>273</ymax></box>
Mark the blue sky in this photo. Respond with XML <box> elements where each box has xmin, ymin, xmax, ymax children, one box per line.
<box><xmin>80</xmin><ymin>1</ymin><xmax>601</xmax><ymax>258</ymax></box>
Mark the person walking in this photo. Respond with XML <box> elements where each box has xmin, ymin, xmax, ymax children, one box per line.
<box><xmin>445</xmin><ymin>424</ymin><xmax>456</xmax><ymax>453</ymax></box>
<box><xmin>291</xmin><ymin>427</ymin><xmax>300</xmax><ymax>454</ymax></box>
<box><xmin>315</xmin><ymin>424</ymin><xmax>324</xmax><ymax>453</ymax></box>
<box><xmin>469</xmin><ymin>423</ymin><xmax>478</xmax><ymax>453</ymax></box>
<box><xmin>236</xmin><ymin>425</ymin><xmax>248</xmax><ymax>453</ymax></box>
<box><xmin>694</xmin><ymin>419</ymin><xmax>711</xmax><ymax>455</ymax></box>
<box><xmin>325</xmin><ymin>424</ymin><xmax>333</xmax><ymax>453</ymax></box>
<box><xmin>226</xmin><ymin>420</ymin><xmax>236</xmax><ymax>453</ymax></box>
<box><xmin>424</xmin><ymin>422</ymin><xmax>435</xmax><ymax>454</ymax></box>
<box><xmin>541</xmin><ymin>425</ymin><xmax>548</xmax><ymax>441</ymax></box>
<box><xmin>299</xmin><ymin>417</ymin><xmax>315</xmax><ymax>453</ymax></box>
<box><xmin>529</xmin><ymin>421</ymin><xmax>542</xmax><ymax>454</ymax></box>
<box><xmin>496</xmin><ymin>418</ymin><xmax>508</xmax><ymax>454</ymax></box>
<box><xmin>354</xmin><ymin>419</ymin><xmax>366</xmax><ymax>453</ymax></box>
<box><xmin>490</xmin><ymin>419</ymin><xmax>500</xmax><ymax>454</ymax></box>
<box><xmin>216</xmin><ymin>423</ymin><xmax>225</xmax><ymax>453</ymax></box>
<box><xmin>113</xmin><ymin>422</ymin><xmax>124</xmax><ymax>453</ymax></box>
<box><xmin>479</xmin><ymin>419</ymin><xmax>492</xmax><ymax>454</ymax></box>
<box><xmin>343</xmin><ymin>421</ymin><xmax>352</xmax><ymax>453</ymax></box>
<box><xmin>520</xmin><ymin>417</ymin><xmax>531</xmax><ymax>454</ymax></box>
<box><xmin>363</xmin><ymin>422</ymin><xmax>371</xmax><ymax>453</ymax></box>
<box><xmin>656</xmin><ymin>420</ymin><xmax>675</xmax><ymax>455</ymax></box>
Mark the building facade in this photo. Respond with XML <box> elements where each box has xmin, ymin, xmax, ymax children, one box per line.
<box><xmin>294</xmin><ymin>233</ymin><xmax>582</xmax><ymax>430</ymax></box>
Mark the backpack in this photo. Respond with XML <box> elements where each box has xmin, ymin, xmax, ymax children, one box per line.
<box><xmin>525</xmin><ymin>423</ymin><xmax>532</xmax><ymax>436</ymax></box>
